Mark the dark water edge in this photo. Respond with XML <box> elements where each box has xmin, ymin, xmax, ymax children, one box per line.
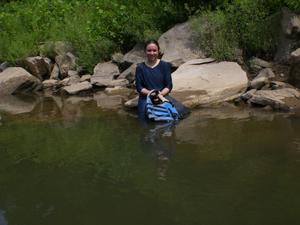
<box><xmin>1</xmin><ymin>95</ymin><xmax>300</xmax><ymax>225</ymax></box>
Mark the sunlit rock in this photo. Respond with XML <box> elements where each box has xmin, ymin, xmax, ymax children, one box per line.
<box><xmin>55</xmin><ymin>52</ymin><xmax>77</xmax><ymax>78</ymax></box>
<box><xmin>171</xmin><ymin>60</ymin><xmax>248</xmax><ymax>108</ymax></box>
<box><xmin>248</xmin><ymin>88</ymin><xmax>300</xmax><ymax>111</ymax></box>
<box><xmin>91</xmin><ymin>77</ymin><xmax>128</xmax><ymax>87</ymax></box>
<box><xmin>159</xmin><ymin>21</ymin><xmax>205</xmax><ymax>68</ymax></box>
<box><xmin>20</xmin><ymin>56</ymin><xmax>52</xmax><ymax>80</ymax></box>
<box><xmin>80</xmin><ymin>74</ymin><xmax>91</xmax><ymax>82</ymax></box>
<box><xmin>93</xmin><ymin>61</ymin><xmax>120</xmax><ymax>79</ymax></box>
<box><xmin>62</xmin><ymin>81</ymin><xmax>92</xmax><ymax>95</ymax></box>
<box><xmin>0</xmin><ymin>67</ymin><xmax>41</xmax><ymax>95</ymax></box>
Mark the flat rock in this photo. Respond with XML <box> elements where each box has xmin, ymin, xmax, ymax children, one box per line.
<box><xmin>0</xmin><ymin>67</ymin><xmax>41</xmax><ymax>95</ymax></box>
<box><xmin>248</xmin><ymin>88</ymin><xmax>300</xmax><ymax>111</ymax></box>
<box><xmin>80</xmin><ymin>74</ymin><xmax>91</xmax><ymax>82</ymax></box>
<box><xmin>171</xmin><ymin>60</ymin><xmax>248</xmax><ymax>108</ymax></box>
<box><xmin>42</xmin><ymin>79</ymin><xmax>59</xmax><ymax>88</ymax></box>
<box><xmin>63</xmin><ymin>81</ymin><xmax>92</xmax><ymax>95</ymax></box>
<box><xmin>91</xmin><ymin>77</ymin><xmax>128</xmax><ymax>87</ymax></box>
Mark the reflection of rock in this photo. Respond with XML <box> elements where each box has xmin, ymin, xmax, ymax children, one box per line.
<box><xmin>65</xmin><ymin>96</ymin><xmax>93</xmax><ymax>104</ymax></box>
<box><xmin>124</xmin><ymin>96</ymin><xmax>138</xmax><ymax>108</ymax></box>
<box><xmin>174</xmin><ymin>105</ymin><xmax>284</xmax><ymax>144</ymax></box>
<box><xmin>0</xmin><ymin>94</ymin><xmax>39</xmax><ymax>114</ymax></box>
<box><xmin>93</xmin><ymin>92</ymin><xmax>125</xmax><ymax>110</ymax></box>
<box><xmin>104</xmin><ymin>86</ymin><xmax>134</xmax><ymax>96</ymax></box>
<box><xmin>61</xmin><ymin>99</ymin><xmax>82</xmax><ymax>124</ymax></box>
<box><xmin>172</xmin><ymin>60</ymin><xmax>248</xmax><ymax>108</ymax></box>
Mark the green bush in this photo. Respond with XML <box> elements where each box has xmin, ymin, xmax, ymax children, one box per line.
<box><xmin>0</xmin><ymin>0</ymin><xmax>183</xmax><ymax>70</ymax></box>
<box><xmin>191</xmin><ymin>10</ymin><xmax>239</xmax><ymax>61</ymax></box>
<box><xmin>191</xmin><ymin>0</ymin><xmax>294</xmax><ymax>61</ymax></box>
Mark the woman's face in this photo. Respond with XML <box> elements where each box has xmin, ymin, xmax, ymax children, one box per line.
<box><xmin>145</xmin><ymin>43</ymin><xmax>159</xmax><ymax>63</ymax></box>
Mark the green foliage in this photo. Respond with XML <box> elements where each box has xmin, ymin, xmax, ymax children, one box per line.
<box><xmin>0</xmin><ymin>0</ymin><xmax>183</xmax><ymax>70</ymax></box>
<box><xmin>285</xmin><ymin>0</ymin><xmax>300</xmax><ymax>12</ymax></box>
<box><xmin>191</xmin><ymin>10</ymin><xmax>239</xmax><ymax>61</ymax></box>
<box><xmin>191</xmin><ymin>0</ymin><xmax>299</xmax><ymax>60</ymax></box>
<box><xmin>1</xmin><ymin>0</ymin><xmax>300</xmax><ymax>67</ymax></box>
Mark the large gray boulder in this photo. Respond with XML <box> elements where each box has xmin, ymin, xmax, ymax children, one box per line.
<box><xmin>117</xmin><ymin>63</ymin><xmax>137</xmax><ymax>83</ymax></box>
<box><xmin>55</xmin><ymin>52</ymin><xmax>77</xmax><ymax>78</ymax></box>
<box><xmin>20</xmin><ymin>56</ymin><xmax>52</xmax><ymax>80</ymax></box>
<box><xmin>93</xmin><ymin>61</ymin><xmax>120</xmax><ymax>79</ymax></box>
<box><xmin>159</xmin><ymin>21</ymin><xmax>205</xmax><ymax>68</ymax></box>
<box><xmin>289</xmin><ymin>48</ymin><xmax>300</xmax><ymax>87</ymax></box>
<box><xmin>91</xmin><ymin>78</ymin><xmax>129</xmax><ymax>87</ymax></box>
<box><xmin>171</xmin><ymin>59</ymin><xmax>248</xmax><ymax>108</ymax></box>
<box><xmin>0</xmin><ymin>62</ymin><xmax>9</xmax><ymax>72</ymax></box>
<box><xmin>123</xmin><ymin>43</ymin><xmax>145</xmax><ymax>66</ymax></box>
<box><xmin>250</xmin><ymin>68</ymin><xmax>275</xmax><ymax>89</ymax></box>
<box><xmin>0</xmin><ymin>67</ymin><xmax>41</xmax><ymax>95</ymax></box>
<box><xmin>274</xmin><ymin>8</ymin><xmax>300</xmax><ymax>63</ymax></box>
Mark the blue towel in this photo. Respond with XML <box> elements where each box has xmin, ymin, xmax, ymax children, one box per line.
<box><xmin>145</xmin><ymin>96</ymin><xmax>179</xmax><ymax>122</ymax></box>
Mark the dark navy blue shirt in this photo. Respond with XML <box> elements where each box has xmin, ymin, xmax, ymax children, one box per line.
<box><xmin>135</xmin><ymin>60</ymin><xmax>172</xmax><ymax>96</ymax></box>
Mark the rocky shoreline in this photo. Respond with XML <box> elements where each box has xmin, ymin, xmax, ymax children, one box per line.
<box><xmin>1</xmin><ymin>11</ymin><xmax>300</xmax><ymax>117</ymax></box>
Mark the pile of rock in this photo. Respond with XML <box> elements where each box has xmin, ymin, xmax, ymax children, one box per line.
<box><xmin>240</xmin><ymin>57</ymin><xmax>300</xmax><ymax>112</ymax></box>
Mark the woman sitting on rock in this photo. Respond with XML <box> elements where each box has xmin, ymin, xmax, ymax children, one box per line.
<box><xmin>135</xmin><ymin>40</ymin><xmax>189</xmax><ymax>121</ymax></box>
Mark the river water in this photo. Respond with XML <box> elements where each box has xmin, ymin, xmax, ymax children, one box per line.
<box><xmin>0</xmin><ymin>94</ymin><xmax>300</xmax><ymax>225</ymax></box>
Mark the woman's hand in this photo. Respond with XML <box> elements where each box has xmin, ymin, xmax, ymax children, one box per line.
<box><xmin>159</xmin><ymin>88</ymin><xmax>170</xmax><ymax>96</ymax></box>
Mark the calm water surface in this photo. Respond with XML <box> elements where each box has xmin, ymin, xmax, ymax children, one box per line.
<box><xmin>0</xmin><ymin>95</ymin><xmax>300</xmax><ymax>225</ymax></box>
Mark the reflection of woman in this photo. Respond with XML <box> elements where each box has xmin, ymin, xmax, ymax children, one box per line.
<box><xmin>135</xmin><ymin>40</ymin><xmax>189</xmax><ymax>120</ymax></box>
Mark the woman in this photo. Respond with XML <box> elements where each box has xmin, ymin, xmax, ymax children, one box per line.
<box><xmin>135</xmin><ymin>40</ymin><xmax>189</xmax><ymax>120</ymax></box>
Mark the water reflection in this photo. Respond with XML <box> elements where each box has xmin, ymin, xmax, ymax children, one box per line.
<box><xmin>0</xmin><ymin>94</ymin><xmax>40</xmax><ymax>115</ymax></box>
<box><xmin>0</xmin><ymin>210</ymin><xmax>8</xmax><ymax>225</ymax></box>
<box><xmin>142</xmin><ymin>122</ymin><xmax>177</xmax><ymax>180</ymax></box>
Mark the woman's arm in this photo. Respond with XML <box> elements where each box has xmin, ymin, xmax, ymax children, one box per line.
<box><xmin>161</xmin><ymin>62</ymin><xmax>172</xmax><ymax>96</ymax></box>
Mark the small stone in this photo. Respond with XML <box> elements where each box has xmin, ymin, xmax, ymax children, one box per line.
<box><xmin>63</xmin><ymin>81</ymin><xmax>92</xmax><ymax>94</ymax></box>
<box><xmin>80</xmin><ymin>74</ymin><xmax>91</xmax><ymax>82</ymax></box>
<box><xmin>42</xmin><ymin>79</ymin><xmax>59</xmax><ymax>88</ymax></box>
